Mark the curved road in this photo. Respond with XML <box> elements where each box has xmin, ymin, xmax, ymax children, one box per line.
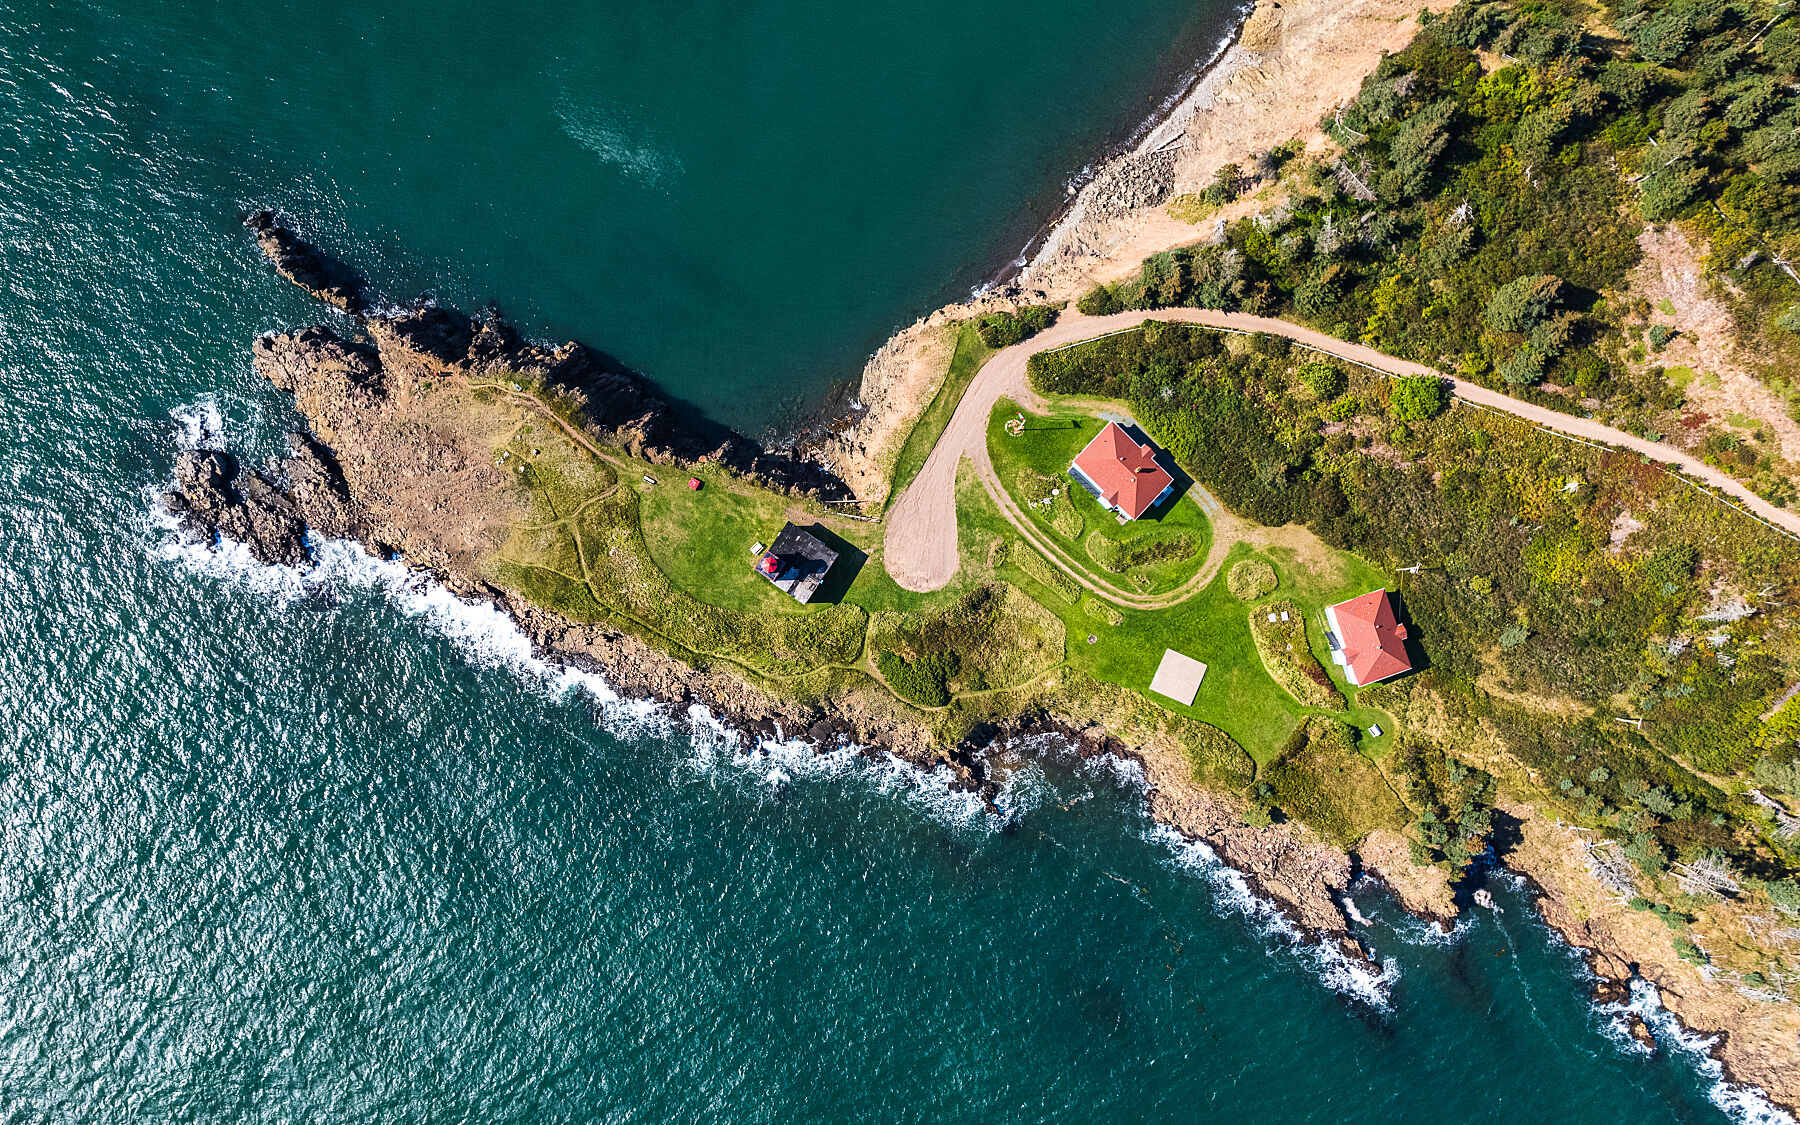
<box><xmin>883</xmin><ymin>307</ymin><xmax>1800</xmax><ymax>594</ymax></box>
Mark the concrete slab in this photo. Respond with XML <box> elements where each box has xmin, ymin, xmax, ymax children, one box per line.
<box><xmin>1149</xmin><ymin>649</ymin><xmax>1208</xmax><ymax>706</ymax></box>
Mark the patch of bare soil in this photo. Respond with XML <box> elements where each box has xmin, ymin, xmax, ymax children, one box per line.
<box><xmin>1631</xmin><ymin>224</ymin><xmax>1800</xmax><ymax>461</ymax></box>
<box><xmin>816</xmin><ymin>317</ymin><xmax>956</xmax><ymax>504</ymax></box>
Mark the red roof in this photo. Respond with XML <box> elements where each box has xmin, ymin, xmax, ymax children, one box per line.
<box><xmin>1070</xmin><ymin>422</ymin><xmax>1174</xmax><ymax>520</ymax></box>
<box><xmin>1328</xmin><ymin>589</ymin><xmax>1412</xmax><ymax>685</ymax></box>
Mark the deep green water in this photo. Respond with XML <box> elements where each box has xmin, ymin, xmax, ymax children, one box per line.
<box><xmin>0</xmin><ymin>0</ymin><xmax>1793</xmax><ymax>1121</ymax></box>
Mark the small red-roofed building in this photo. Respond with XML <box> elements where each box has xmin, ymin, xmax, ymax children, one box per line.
<box><xmin>1323</xmin><ymin>589</ymin><xmax>1413</xmax><ymax>686</ymax></box>
<box><xmin>1068</xmin><ymin>422</ymin><xmax>1175</xmax><ymax>521</ymax></box>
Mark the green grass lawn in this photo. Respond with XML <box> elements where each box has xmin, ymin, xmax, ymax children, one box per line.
<box><xmin>884</xmin><ymin>322</ymin><xmax>995</xmax><ymax>508</ymax></box>
<box><xmin>636</xmin><ymin>464</ymin><xmax>881</xmax><ymax>616</ymax></box>
<box><xmin>636</xmin><ymin>457</ymin><xmax>999</xmax><ymax>624</ymax></box>
<box><xmin>985</xmin><ymin>398</ymin><xmax>1212</xmax><ymax>595</ymax></box>
<box><xmin>1258</xmin><ymin>543</ymin><xmax>1401</xmax><ymax>758</ymax></box>
<box><xmin>1072</xmin><ymin>544</ymin><xmax>1310</xmax><ymax>761</ymax></box>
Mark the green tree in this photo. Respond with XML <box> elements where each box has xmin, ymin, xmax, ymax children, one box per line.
<box><xmin>1203</xmin><ymin>163</ymin><xmax>1244</xmax><ymax>207</ymax></box>
<box><xmin>1484</xmin><ymin>274</ymin><xmax>1563</xmax><ymax>334</ymax></box>
<box><xmin>1386</xmin><ymin>99</ymin><xmax>1457</xmax><ymax>199</ymax></box>
<box><xmin>1641</xmin><ymin>162</ymin><xmax>1706</xmax><ymax>220</ymax></box>
<box><xmin>1389</xmin><ymin>374</ymin><xmax>1447</xmax><ymax>420</ymax></box>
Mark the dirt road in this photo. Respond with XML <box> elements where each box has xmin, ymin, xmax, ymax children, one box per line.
<box><xmin>882</xmin><ymin>308</ymin><xmax>1800</xmax><ymax>594</ymax></box>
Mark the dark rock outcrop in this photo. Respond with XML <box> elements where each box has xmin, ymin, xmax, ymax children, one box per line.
<box><xmin>162</xmin><ymin>434</ymin><xmax>354</xmax><ymax>567</ymax></box>
<box><xmin>241</xmin><ymin>212</ymin><xmax>852</xmax><ymax>502</ymax></box>
<box><xmin>245</xmin><ymin>211</ymin><xmax>364</xmax><ymax>314</ymax></box>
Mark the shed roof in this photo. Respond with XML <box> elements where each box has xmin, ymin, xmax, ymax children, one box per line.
<box><xmin>1327</xmin><ymin>589</ymin><xmax>1412</xmax><ymax>685</ymax></box>
<box><xmin>1071</xmin><ymin>422</ymin><xmax>1174</xmax><ymax>520</ymax></box>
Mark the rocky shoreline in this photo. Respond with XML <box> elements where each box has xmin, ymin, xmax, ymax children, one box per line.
<box><xmin>176</xmin><ymin>153</ymin><xmax>1800</xmax><ymax>1109</ymax></box>
<box><xmin>166</xmin><ymin>216</ymin><xmax>1407</xmax><ymax>954</ymax></box>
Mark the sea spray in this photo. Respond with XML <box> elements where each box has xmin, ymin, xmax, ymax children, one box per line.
<box><xmin>1147</xmin><ymin>822</ymin><xmax>1402</xmax><ymax>1010</ymax></box>
<box><xmin>1603</xmin><ymin>980</ymin><xmax>1799</xmax><ymax>1125</ymax></box>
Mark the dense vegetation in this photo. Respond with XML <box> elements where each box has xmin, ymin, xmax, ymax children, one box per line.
<box><xmin>1031</xmin><ymin>322</ymin><xmax>1800</xmax><ymax>878</ymax></box>
<box><xmin>974</xmin><ymin>302</ymin><xmax>1061</xmax><ymax>348</ymax></box>
<box><xmin>1078</xmin><ymin>0</ymin><xmax>1800</xmax><ymax>501</ymax></box>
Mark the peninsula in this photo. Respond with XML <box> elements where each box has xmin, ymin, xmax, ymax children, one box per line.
<box><xmin>167</xmin><ymin>0</ymin><xmax>1800</xmax><ymax>1107</ymax></box>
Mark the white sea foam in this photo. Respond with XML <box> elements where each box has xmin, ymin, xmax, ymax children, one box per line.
<box><xmin>553</xmin><ymin>96</ymin><xmax>683</xmax><ymax>187</ymax></box>
<box><xmin>1148</xmin><ymin>823</ymin><xmax>1400</xmax><ymax>1010</ymax></box>
<box><xmin>1595</xmin><ymin>979</ymin><xmax>1799</xmax><ymax>1124</ymax></box>
<box><xmin>149</xmin><ymin>497</ymin><xmax>673</xmax><ymax>731</ymax></box>
<box><xmin>1078</xmin><ymin>751</ymin><xmax>1149</xmax><ymax>794</ymax></box>
<box><xmin>169</xmin><ymin>395</ymin><xmax>225</xmax><ymax>451</ymax></box>
<box><xmin>1394</xmin><ymin>910</ymin><xmax>1474</xmax><ymax>947</ymax></box>
<box><xmin>685</xmin><ymin>725</ymin><xmax>996</xmax><ymax>830</ymax></box>
<box><xmin>993</xmin><ymin>760</ymin><xmax>1057</xmax><ymax>821</ymax></box>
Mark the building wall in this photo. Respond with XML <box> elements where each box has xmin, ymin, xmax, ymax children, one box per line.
<box><xmin>1322</xmin><ymin>604</ymin><xmax>1361</xmax><ymax>686</ymax></box>
<box><xmin>1067</xmin><ymin>463</ymin><xmax>1114</xmax><ymax>512</ymax></box>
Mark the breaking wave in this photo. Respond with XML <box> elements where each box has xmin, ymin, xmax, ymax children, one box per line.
<box><xmin>1597</xmin><ymin>979</ymin><xmax>1798</xmax><ymax>1124</ymax></box>
<box><xmin>1148</xmin><ymin>823</ymin><xmax>1401</xmax><ymax>1010</ymax></box>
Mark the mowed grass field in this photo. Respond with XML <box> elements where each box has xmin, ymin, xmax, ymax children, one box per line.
<box><xmin>481</xmin><ymin>359</ymin><xmax>1404</xmax><ymax>826</ymax></box>
<box><xmin>986</xmin><ymin>399</ymin><xmax>1212</xmax><ymax>596</ymax></box>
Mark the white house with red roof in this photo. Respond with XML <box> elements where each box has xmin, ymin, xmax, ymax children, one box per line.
<box><xmin>1068</xmin><ymin>422</ymin><xmax>1175</xmax><ymax>521</ymax></box>
<box><xmin>1323</xmin><ymin>589</ymin><xmax>1413</xmax><ymax>686</ymax></box>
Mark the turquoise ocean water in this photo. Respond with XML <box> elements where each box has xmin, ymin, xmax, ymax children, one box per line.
<box><xmin>0</xmin><ymin>1</ymin><xmax>1791</xmax><ymax>1120</ymax></box>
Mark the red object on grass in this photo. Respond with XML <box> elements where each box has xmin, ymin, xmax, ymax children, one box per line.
<box><xmin>688</xmin><ymin>478</ymin><xmax>702</xmax><ymax>490</ymax></box>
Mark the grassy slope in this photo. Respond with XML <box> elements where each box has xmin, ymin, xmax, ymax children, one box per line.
<box><xmin>883</xmin><ymin>322</ymin><xmax>994</xmax><ymax>509</ymax></box>
<box><xmin>462</xmin><ymin>364</ymin><xmax>1402</xmax><ymax>841</ymax></box>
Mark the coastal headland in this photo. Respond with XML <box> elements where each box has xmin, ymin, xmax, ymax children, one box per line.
<box><xmin>167</xmin><ymin>0</ymin><xmax>1800</xmax><ymax>1107</ymax></box>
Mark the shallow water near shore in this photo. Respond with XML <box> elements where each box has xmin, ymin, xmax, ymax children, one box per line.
<box><xmin>0</xmin><ymin>0</ymin><xmax>1794</xmax><ymax>1120</ymax></box>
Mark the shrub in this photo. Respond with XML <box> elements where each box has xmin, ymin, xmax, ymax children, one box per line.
<box><xmin>1673</xmin><ymin>935</ymin><xmax>1708</xmax><ymax>965</ymax></box>
<box><xmin>1389</xmin><ymin>375</ymin><xmax>1447</xmax><ymax>421</ymax></box>
<box><xmin>1299</xmin><ymin>361</ymin><xmax>1346</xmax><ymax>399</ymax></box>
<box><xmin>1648</xmin><ymin>324</ymin><xmax>1676</xmax><ymax>350</ymax></box>
<box><xmin>877</xmin><ymin>650</ymin><xmax>957</xmax><ymax>708</ymax></box>
<box><xmin>1077</xmin><ymin>284</ymin><xmax>1124</xmax><ymax>317</ymax></box>
<box><xmin>976</xmin><ymin>303</ymin><xmax>1060</xmax><ymax>348</ymax></box>
<box><xmin>1228</xmin><ymin>558</ymin><xmax>1279</xmax><ymax>600</ymax></box>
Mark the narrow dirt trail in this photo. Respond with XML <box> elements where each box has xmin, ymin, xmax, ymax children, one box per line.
<box><xmin>883</xmin><ymin>308</ymin><xmax>1800</xmax><ymax>595</ymax></box>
